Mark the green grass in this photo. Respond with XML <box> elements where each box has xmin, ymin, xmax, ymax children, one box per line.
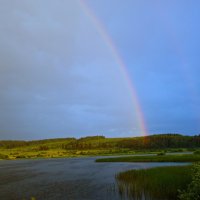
<box><xmin>0</xmin><ymin>148</ymin><xmax>138</xmax><ymax>160</ymax></box>
<box><xmin>116</xmin><ymin>165</ymin><xmax>192</xmax><ymax>200</ymax></box>
<box><xmin>96</xmin><ymin>154</ymin><xmax>200</xmax><ymax>162</ymax></box>
<box><xmin>0</xmin><ymin>149</ymin><xmax>196</xmax><ymax>160</ymax></box>
<box><xmin>0</xmin><ymin>134</ymin><xmax>199</xmax><ymax>160</ymax></box>
<box><xmin>193</xmin><ymin>150</ymin><xmax>200</xmax><ymax>155</ymax></box>
<box><xmin>0</xmin><ymin>153</ymin><xmax>9</xmax><ymax>159</ymax></box>
<box><xmin>157</xmin><ymin>151</ymin><xmax>166</xmax><ymax>156</ymax></box>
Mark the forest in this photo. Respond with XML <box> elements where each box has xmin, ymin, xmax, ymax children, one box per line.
<box><xmin>1</xmin><ymin>134</ymin><xmax>200</xmax><ymax>151</ymax></box>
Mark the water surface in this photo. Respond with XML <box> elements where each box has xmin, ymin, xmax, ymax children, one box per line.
<box><xmin>0</xmin><ymin>157</ymin><xmax>188</xmax><ymax>200</ymax></box>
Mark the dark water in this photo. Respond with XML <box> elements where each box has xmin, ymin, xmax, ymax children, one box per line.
<box><xmin>0</xmin><ymin>157</ymin><xmax>188</xmax><ymax>200</ymax></box>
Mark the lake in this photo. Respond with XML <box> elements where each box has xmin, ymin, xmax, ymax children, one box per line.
<box><xmin>0</xmin><ymin>156</ymin><xmax>188</xmax><ymax>200</ymax></box>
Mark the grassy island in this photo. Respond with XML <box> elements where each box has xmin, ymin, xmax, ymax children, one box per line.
<box><xmin>96</xmin><ymin>154</ymin><xmax>200</xmax><ymax>163</ymax></box>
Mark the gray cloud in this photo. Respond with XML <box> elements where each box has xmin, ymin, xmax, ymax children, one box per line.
<box><xmin>0</xmin><ymin>0</ymin><xmax>140</xmax><ymax>139</ymax></box>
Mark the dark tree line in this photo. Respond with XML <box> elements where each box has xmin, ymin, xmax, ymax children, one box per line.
<box><xmin>117</xmin><ymin>134</ymin><xmax>200</xmax><ymax>150</ymax></box>
<box><xmin>1</xmin><ymin>134</ymin><xmax>200</xmax><ymax>150</ymax></box>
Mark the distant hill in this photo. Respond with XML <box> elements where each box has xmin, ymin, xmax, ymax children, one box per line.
<box><xmin>0</xmin><ymin>134</ymin><xmax>200</xmax><ymax>150</ymax></box>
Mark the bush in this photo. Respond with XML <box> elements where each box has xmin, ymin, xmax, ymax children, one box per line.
<box><xmin>15</xmin><ymin>155</ymin><xmax>26</xmax><ymax>159</ymax></box>
<box><xmin>157</xmin><ymin>152</ymin><xmax>166</xmax><ymax>156</ymax></box>
<box><xmin>173</xmin><ymin>148</ymin><xmax>184</xmax><ymax>152</ymax></box>
<box><xmin>179</xmin><ymin>162</ymin><xmax>200</xmax><ymax>200</ymax></box>
<box><xmin>0</xmin><ymin>153</ymin><xmax>9</xmax><ymax>159</ymax></box>
<box><xmin>38</xmin><ymin>145</ymin><xmax>49</xmax><ymax>151</ymax></box>
<box><xmin>193</xmin><ymin>150</ymin><xmax>200</xmax><ymax>155</ymax></box>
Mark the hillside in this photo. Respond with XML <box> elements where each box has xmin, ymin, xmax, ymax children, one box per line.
<box><xmin>0</xmin><ymin>134</ymin><xmax>200</xmax><ymax>159</ymax></box>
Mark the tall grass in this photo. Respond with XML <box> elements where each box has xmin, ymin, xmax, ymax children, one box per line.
<box><xmin>116</xmin><ymin>165</ymin><xmax>192</xmax><ymax>200</ymax></box>
<box><xmin>96</xmin><ymin>154</ymin><xmax>200</xmax><ymax>162</ymax></box>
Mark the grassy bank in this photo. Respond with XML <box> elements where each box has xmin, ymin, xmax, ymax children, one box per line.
<box><xmin>96</xmin><ymin>154</ymin><xmax>200</xmax><ymax>162</ymax></box>
<box><xmin>0</xmin><ymin>148</ymin><xmax>138</xmax><ymax>160</ymax></box>
<box><xmin>116</xmin><ymin>165</ymin><xmax>192</xmax><ymax>200</ymax></box>
<box><xmin>0</xmin><ymin>149</ymin><xmax>197</xmax><ymax>161</ymax></box>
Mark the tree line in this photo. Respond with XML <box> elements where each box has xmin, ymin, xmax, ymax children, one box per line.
<box><xmin>0</xmin><ymin>134</ymin><xmax>200</xmax><ymax>150</ymax></box>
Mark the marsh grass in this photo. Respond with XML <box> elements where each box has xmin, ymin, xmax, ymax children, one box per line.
<box><xmin>157</xmin><ymin>151</ymin><xmax>166</xmax><ymax>156</ymax></box>
<box><xmin>96</xmin><ymin>154</ymin><xmax>200</xmax><ymax>162</ymax></box>
<box><xmin>0</xmin><ymin>153</ymin><xmax>9</xmax><ymax>159</ymax></box>
<box><xmin>193</xmin><ymin>150</ymin><xmax>200</xmax><ymax>155</ymax></box>
<box><xmin>0</xmin><ymin>148</ymin><xmax>138</xmax><ymax>160</ymax></box>
<box><xmin>116</xmin><ymin>165</ymin><xmax>192</xmax><ymax>200</ymax></box>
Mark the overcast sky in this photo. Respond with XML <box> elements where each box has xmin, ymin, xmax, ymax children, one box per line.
<box><xmin>0</xmin><ymin>0</ymin><xmax>200</xmax><ymax>140</ymax></box>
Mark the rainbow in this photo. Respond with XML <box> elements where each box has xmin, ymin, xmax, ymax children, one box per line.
<box><xmin>79</xmin><ymin>0</ymin><xmax>148</xmax><ymax>136</ymax></box>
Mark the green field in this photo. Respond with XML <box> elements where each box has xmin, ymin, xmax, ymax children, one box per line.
<box><xmin>0</xmin><ymin>134</ymin><xmax>200</xmax><ymax>160</ymax></box>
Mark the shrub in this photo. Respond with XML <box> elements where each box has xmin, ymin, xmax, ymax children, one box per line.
<box><xmin>157</xmin><ymin>152</ymin><xmax>166</xmax><ymax>156</ymax></box>
<box><xmin>179</xmin><ymin>162</ymin><xmax>200</xmax><ymax>200</ymax></box>
<box><xmin>193</xmin><ymin>150</ymin><xmax>200</xmax><ymax>155</ymax></box>
<box><xmin>38</xmin><ymin>145</ymin><xmax>49</xmax><ymax>151</ymax></box>
<box><xmin>0</xmin><ymin>153</ymin><xmax>9</xmax><ymax>159</ymax></box>
<box><xmin>15</xmin><ymin>155</ymin><xmax>26</xmax><ymax>159</ymax></box>
<box><xmin>173</xmin><ymin>148</ymin><xmax>184</xmax><ymax>152</ymax></box>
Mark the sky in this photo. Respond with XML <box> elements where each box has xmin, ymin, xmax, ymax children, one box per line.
<box><xmin>0</xmin><ymin>0</ymin><xmax>200</xmax><ymax>140</ymax></box>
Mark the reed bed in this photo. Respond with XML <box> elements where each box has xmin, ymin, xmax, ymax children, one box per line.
<box><xmin>96</xmin><ymin>154</ymin><xmax>200</xmax><ymax>162</ymax></box>
<box><xmin>116</xmin><ymin>165</ymin><xmax>192</xmax><ymax>200</ymax></box>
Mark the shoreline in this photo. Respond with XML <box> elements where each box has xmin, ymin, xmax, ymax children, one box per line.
<box><xmin>0</xmin><ymin>151</ymin><xmax>194</xmax><ymax>161</ymax></box>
